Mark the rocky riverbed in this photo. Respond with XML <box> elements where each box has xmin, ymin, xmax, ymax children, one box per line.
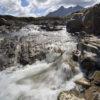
<box><xmin>0</xmin><ymin>25</ymin><xmax>75</xmax><ymax>70</ymax></box>
<box><xmin>71</xmin><ymin>35</ymin><xmax>100</xmax><ymax>100</ymax></box>
<box><xmin>0</xmin><ymin>25</ymin><xmax>84</xmax><ymax>100</ymax></box>
<box><xmin>0</xmin><ymin>25</ymin><xmax>100</xmax><ymax>100</ymax></box>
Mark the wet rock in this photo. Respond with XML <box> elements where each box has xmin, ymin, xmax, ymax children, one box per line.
<box><xmin>77</xmin><ymin>42</ymin><xmax>100</xmax><ymax>55</ymax></box>
<box><xmin>75</xmin><ymin>78</ymin><xmax>91</xmax><ymax>88</ymax></box>
<box><xmin>82</xmin><ymin>4</ymin><xmax>100</xmax><ymax>35</ymax></box>
<box><xmin>40</xmin><ymin>22</ymin><xmax>63</xmax><ymax>31</ymax></box>
<box><xmin>18</xmin><ymin>44</ymin><xmax>30</xmax><ymax>65</ymax></box>
<box><xmin>0</xmin><ymin>38</ymin><xmax>19</xmax><ymax>70</ymax></box>
<box><xmin>83</xmin><ymin>71</ymin><xmax>100</xmax><ymax>100</ymax></box>
<box><xmin>0</xmin><ymin>36</ymin><xmax>47</xmax><ymax>70</ymax></box>
<box><xmin>66</xmin><ymin>19</ymin><xmax>83</xmax><ymax>33</ymax></box>
<box><xmin>58</xmin><ymin>91</ymin><xmax>85</xmax><ymax>100</ymax></box>
<box><xmin>66</xmin><ymin>3</ymin><xmax>100</xmax><ymax>35</ymax></box>
<box><xmin>72</xmin><ymin>53</ymin><xmax>79</xmax><ymax>62</ymax></box>
<box><xmin>18</xmin><ymin>43</ymin><xmax>46</xmax><ymax>65</ymax></box>
<box><xmin>0</xmin><ymin>55</ymin><xmax>9</xmax><ymax>70</ymax></box>
<box><xmin>84</xmin><ymin>86</ymin><xmax>100</xmax><ymax>100</ymax></box>
<box><xmin>0</xmin><ymin>18</ymin><xmax>10</xmax><ymax>26</ymax></box>
<box><xmin>72</xmin><ymin>50</ymin><xmax>81</xmax><ymax>62</ymax></box>
<box><xmin>75</xmin><ymin>72</ymin><xmax>100</xmax><ymax>100</ymax></box>
<box><xmin>80</xmin><ymin>57</ymin><xmax>100</xmax><ymax>79</ymax></box>
<box><xmin>91</xmin><ymin>71</ymin><xmax>100</xmax><ymax>86</ymax></box>
<box><xmin>72</xmin><ymin>13</ymin><xmax>83</xmax><ymax>21</ymax></box>
<box><xmin>66</xmin><ymin>12</ymin><xmax>84</xmax><ymax>34</ymax></box>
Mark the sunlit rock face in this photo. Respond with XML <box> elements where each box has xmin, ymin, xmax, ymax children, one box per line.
<box><xmin>0</xmin><ymin>25</ymin><xmax>83</xmax><ymax>100</ymax></box>
<box><xmin>58</xmin><ymin>91</ymin><xmax>85</xmax><ymax>100</ymax></box>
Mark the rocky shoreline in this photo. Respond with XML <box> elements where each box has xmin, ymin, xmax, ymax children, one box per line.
<box><xmin>72</xmin><ymin>36</ymin><xmax>100</xmax><ymax>100</ymax></box>
<box><xmin>58</xmin><ymin>3</ymin><xmax>100</xmax><ymax>100</ymax></box>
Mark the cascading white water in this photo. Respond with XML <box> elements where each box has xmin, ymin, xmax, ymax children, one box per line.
<box><xmin>0</xmin><ymin>25</ymin><xmax>83</xmax><ymax>100</ymax></box>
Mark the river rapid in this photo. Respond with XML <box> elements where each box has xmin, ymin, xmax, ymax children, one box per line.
<box><xmin>0</xmin><ymin>25</ymin><xmax>83</xmax><ymax>100</ymax></box>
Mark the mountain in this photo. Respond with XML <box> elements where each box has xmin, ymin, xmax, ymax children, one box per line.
<box><xmin>47</xmin><ymin>5</ymin><xmax>84</xmax><ymax>17</ymax></box>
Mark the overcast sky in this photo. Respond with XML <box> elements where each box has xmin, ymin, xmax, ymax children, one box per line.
<box><xmin>0</xmin><ymin>0</ymin><xmax>99</xmax><ymax>17</ymax></box>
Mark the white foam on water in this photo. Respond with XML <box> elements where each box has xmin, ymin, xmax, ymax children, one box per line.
<box><xmin>0</xmin><ymin>25</ymin><xmax>82</xmax><ymax>100</ymax></box>
<box><xmin>0</xmin><ymin>60</ymin><xmax>82</xmax><ymax>100</ymax></box>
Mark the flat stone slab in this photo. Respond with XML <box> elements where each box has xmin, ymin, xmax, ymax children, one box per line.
<box><xmin>75</xmin><ymin>78</ymin><xmax>91</xmax><ymax>88</ymax></box>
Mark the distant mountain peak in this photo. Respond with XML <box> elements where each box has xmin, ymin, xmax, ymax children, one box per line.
<box><xmin>57</xmin><ymin>6</ymin><xmax>66</xmax><ymax>12</ymax></box>
<box><xmin>75</xmin><ymin>5</ymin><xmax>83</xmax><ymax>8</ymax></box>
<box><xmin>47</xmin><ymin>5</ymin><xmax>84</xmax><ymax>17</ymax></box>
<box><xmin>59</xmin><ymin>6</ymin><xmax>65</xmax><ymax>9</ymax></box>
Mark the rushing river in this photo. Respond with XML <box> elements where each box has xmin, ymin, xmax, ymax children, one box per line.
<box><xmin>0</xmin><ymin>25</ymin><xmax>83</xmax><ymax>100</ymax></box>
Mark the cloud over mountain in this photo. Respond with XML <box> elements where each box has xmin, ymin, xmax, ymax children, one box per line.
<box><xmin>0</xmin><ymin>0</ymin><xmax>99</xmax><ymax>16</ymax></box>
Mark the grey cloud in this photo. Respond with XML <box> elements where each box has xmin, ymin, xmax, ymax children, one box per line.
<box><xmin>36</xmin><ymin>0</ymin><xmax>47</xmax><ymax>3</ymax></box>
<box><xmin>0</xmin><ymin>0</ymin><xmax>99</xmax><ymax>16</ymax></box>
<box><xmin>58</xmin><ymin>0</ymin><xmax>97</xmax><ymax>7</ymax></box>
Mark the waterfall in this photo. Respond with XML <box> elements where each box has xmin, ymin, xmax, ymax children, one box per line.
<box><xmin>0</xmin><ymin>25</ymin><xmax>83</xmax><ymax>100</ymax></box>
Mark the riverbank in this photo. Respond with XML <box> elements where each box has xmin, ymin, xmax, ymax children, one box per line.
<box><xmin>72</xmin><ymin>35</ymin><xmax>100</xmax><ymax>100</ymax></box>
<box><xmin>58</xmin><ymin>3</ymin><xmax>100</xmax><ymax>100</ymax></box>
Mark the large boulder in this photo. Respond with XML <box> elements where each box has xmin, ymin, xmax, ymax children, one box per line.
<box><xmin>84</xmin><ymin>86</ymin><xmax>100</xmax><ymax>100</ymax></box>
<box><xmin>0</xmin><ymin>55</ymin><xmax>9</xmax><ymax>70</ymax></box>
<box><xmin>66</xmin><ymin>3</ymin><xmax>100</xmax><ymax>35</ymax></box>
<box><xmin>72</xmin><ymin>13</ymin><xmax>83</xmax><ymax>21</ymax></box>
<box><xmin>84</xmin><ymin>71</ymin><xmax>100</xmax><ymax>100</ymax></box>
<box><xmin>75</xmin><ymin>77</ymin><xmax>91</xmax><ymax>88</ymax></box>
<box><xmin>66</xmin><ymin>19</ymin><xmax>83</xmax><ymax>33</ymax></box>
<box><xmin>80</xmin><ymin>57</ymin><xmax>100</xmax><ymax>79</ymax></box>
<box><xmin>18</xmin><ymin>42</ymin><xmax>46</xmax><ymax>65</ymax></box>
<box><xmin>72</xmin><ymin>50</ymin><xmax>81</xmax><ymax>62</ymax></box>
<box><xmin>66</xmin><ymin>12</ymin><xmax>84</xmax><ymax>34</ymax></box>
<box><xmin>0</xmin><ymin>18</ymin><xmax>10</xmax><ymax>26</ymax></box>
<box><xmin>77</xmin><ymin>42</ymin><xmax>100</xmax><ymax>55</ymax></box>
<box><xmin>58</xmin><ymin>91</ymin><xmax>84</xmax><ymax>100</ymax></box>
<box><xmin>82</xmin><ymin>4</ymin><xmax>100</xmax><ymax>35</ymax></box>
<box><xmin>91</xmin><ymin>71</ymin><xmax>100</xmax><ymax>86</ymax></box>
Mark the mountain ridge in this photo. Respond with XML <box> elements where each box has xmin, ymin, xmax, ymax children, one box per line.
<box><xmin>47</xmin><ymin>5</ymin><xmax>84</xmax><ymax>17</ymax></box>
